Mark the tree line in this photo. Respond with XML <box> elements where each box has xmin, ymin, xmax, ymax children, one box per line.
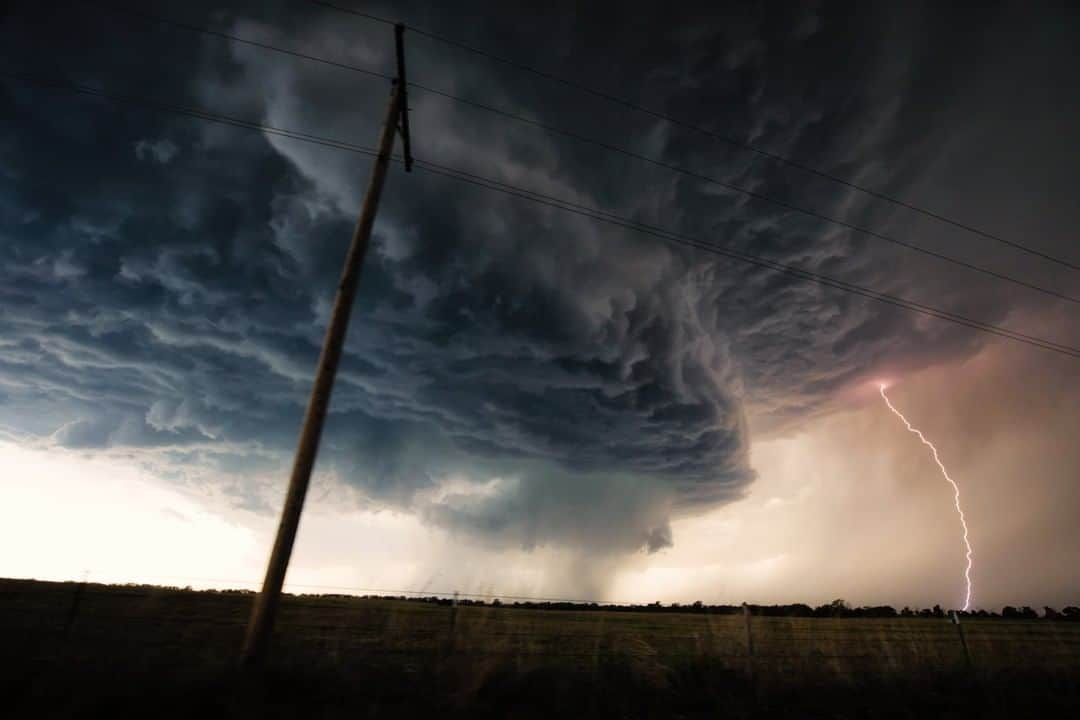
<box><xmin>39</xmin><ymin>579</ymin><xmax>1080</xmax><ymax>620</ymax></box>
<box><xmin>376</xmin><ymin>594</ymin><xmax>1080</xmax><ymax>620</ymax></box>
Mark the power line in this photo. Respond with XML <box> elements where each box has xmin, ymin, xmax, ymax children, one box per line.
<box><xmin>1</xmin><ymin>70</ymin><xmax>380</xmax><ymax>157</ymax></box>
<box><xmin>310</xmin><ymin>0</ymin><xmax>1080</xmax><ymax>273</ymax></box>
<box><xmin>406</xmin><ymin>87</ymin><xmax>1080</xmax><ymax>306</ymax></box>
<box><xmin>409</xmin><ymin>159</ymin><xmax>1080</xmax><ymax>358</ymax></box>
<box><xmin>5</xmin><ymin>71</ymin><xmax>1079</xmax><ymax>360</ymax></box>
<box><xmin>80</xmin><ymin>1</ymin><xmax>394</xmax><ymax>83</ymax></box>
<box><xmin>85</xmin><ymin>1</ymin><xmax>1080</xmax><ymax>307</ymax></box>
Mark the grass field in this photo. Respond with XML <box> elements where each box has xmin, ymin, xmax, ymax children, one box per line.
<box><xmin>3</xmin><ymin>578</ymin><xmax>1079</xmax><ymax>718</ymax></box>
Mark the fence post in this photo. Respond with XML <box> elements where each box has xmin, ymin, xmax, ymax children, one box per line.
<box><xmin>446</xmin><ymin>590</ymin><xmax>459</xmax><ymax>655</ymax></box>
<box><xmin>952</xmin><ymin>610</ymin><xmax>973</xmax><ymax>671</ymax></box>
<box><xmin>61</xmin><ymin>571</ymin><xmax>89</xmax><ymax>640</ymax></box>
<box><xmin>591</xmin><ymin>609</ymin><xmax>607</xmax><ymax>673</ymax></box>
<box><xmin>743</xmin><ymin>602</ymin><xmax>755</xmax><ymax>683</ymax></box>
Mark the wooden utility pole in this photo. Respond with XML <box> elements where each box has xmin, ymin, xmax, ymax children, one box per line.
<box><xmin>241</xmin><ymin>26</ymin><xmax>412</xmax><ymax>666</ymax></box>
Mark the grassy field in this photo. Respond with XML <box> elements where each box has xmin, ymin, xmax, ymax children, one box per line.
<box><xmin>3</xmin><ymin>578</ymin><xmax>1079</xmax><ymax>718</ymax></box>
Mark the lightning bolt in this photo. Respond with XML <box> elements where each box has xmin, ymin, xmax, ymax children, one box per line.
<box><xmin>880</xmin><ymin>385</ymin><xmax>974</xmax><ymax>611</ymax></box>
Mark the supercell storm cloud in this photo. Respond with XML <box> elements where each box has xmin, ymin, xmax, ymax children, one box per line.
<box><xmin>1</xmin><ymin>0</ymin><xmax>1077</xmax><ymax>566</ymax></box>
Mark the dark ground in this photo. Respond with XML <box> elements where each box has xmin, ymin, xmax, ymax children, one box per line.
<box><xmin>3</xmin><ymin>578</ymin><xmax>1079</xmax><ymax>718</ymax></box>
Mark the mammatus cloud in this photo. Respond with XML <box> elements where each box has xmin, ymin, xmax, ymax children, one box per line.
<box><xmin>1</xmin><ymin>0</ymin><xmax>1076</xmax><ymax>571</ymax></box>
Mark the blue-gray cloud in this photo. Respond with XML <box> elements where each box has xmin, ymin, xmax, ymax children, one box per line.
<box><xmin>1</xmin><ymin>0</ymin><xmax>1076</xmax><ymax>557</ymax></box>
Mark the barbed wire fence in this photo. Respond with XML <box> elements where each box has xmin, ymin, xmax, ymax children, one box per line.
<box><xmin>4</xmin><ymin>575</ymin><xmax>1079</xmax><ymax>683</ymax></box>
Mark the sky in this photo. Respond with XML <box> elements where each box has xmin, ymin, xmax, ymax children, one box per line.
<box><xmin>1</xmin><ymin>0</ymin><xmax>1077</xmax><ymax>610</ymax></box>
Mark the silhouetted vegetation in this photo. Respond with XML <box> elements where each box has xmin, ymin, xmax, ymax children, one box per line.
<box><xmin>385</xmin><ymin>592</ymin><xmax>1079</xmax><ymax>620</ymax></box>
<box><xmin>3</xmin><ymin>578</ymin><xmax>1079</xmax><ymax>718</ymax></box>
<box><xmin>23</xmin><ymin>578</ymin><xmax>1080</xmax><ymax>621</ymax></box>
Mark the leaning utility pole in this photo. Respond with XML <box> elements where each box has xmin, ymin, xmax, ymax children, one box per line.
<box><xmin>241</xmin><ymin>25</ymin><xmax>413</xmax><ymax>666</ymax></box>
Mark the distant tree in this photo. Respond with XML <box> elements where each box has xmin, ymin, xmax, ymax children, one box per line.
<box><xmin>1002</xmin><ymin>606</ymin><xmax>1019</xmax><ymax>618</ymax></box>
<box><xmin>1018</xmin><ymin>606</ymin><xmax>1038</xmax><ymax>619</ymax></box>
<box><xmin>1044</xmin><ymin>607</ymin><xmax>1062</xmax><ymax>620</ymax></box>
<box><xmin>1062</xmin><ymin>606</ymin><xmax>1080</xmax><ymax>621</ymax></box>
<box><xmin>931</xmin><ymin>605</ymin><xmax>946</xmax><ymax>619</ymax></box>
<box><xmin>900</xmin><ymin>606</ymin><xmax>914</xmax><ymax>617</ymax></box>
<box><xmin>814</xmin><ymin>598</ymin><xmax>851</xmax><ymax>617</ymax></box>
<box><xmin>491</xmin><ymin>598</ymin><xmax>502</xmax><ymax>607</ymax></box>
<box><xmin>790</xmin><ymin>603</ymin><xmax>814</xmax><ymax>617</ymax></box>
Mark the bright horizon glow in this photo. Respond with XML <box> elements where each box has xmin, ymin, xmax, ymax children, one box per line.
<box><xmin>0</xmin><ymin>441</ymin><xmax>261</xmax><ymax>587</ymax></box>
<box><xmin>0</xmin><ymin>441</ymin><xmax>431</xmax><ymax>594</ymax></box>
<box><xmin>880</xmin><ymin>385</ymin><xmax>975</xmax><ymax>610</ymax></box>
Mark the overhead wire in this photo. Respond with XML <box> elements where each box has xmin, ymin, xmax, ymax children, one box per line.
<box><xmin>1</xmin><ymin>71</ymin><xmax>382</xmax><ymax>158</ymax></box>
<box><xmin>4</xmin><ymin>70</ymin><xmax>1078</xmax><ymax>360</ymax></box>
<box><xmin>82</xmin><ymin>1</ymin><xmax>1080</xmax><ymax>306</ymax></box>
<box><xmin>310</xmin><ymin>0</ymin><xmax>1080</xmax><ymax>272</ymax></box>
<box><xmin>406</xmin><ymin>87</ymin><xmax>1080</xmax><ymax>305</ymax></box>
<box><xmin>80</xmin><ymin>0</ymin><xmax>394</xmax><ymax>83</ymax></box>
<box><xmin>409</xmin><ymin>158</ymin><xmax>1080</xmax><ymax>358</ymax></box>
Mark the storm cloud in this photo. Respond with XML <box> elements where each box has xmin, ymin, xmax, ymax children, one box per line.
<box><xmin>1</xmin><ymin>0</ymin><xmax>1076</xmax><ymax>565</ymax></box>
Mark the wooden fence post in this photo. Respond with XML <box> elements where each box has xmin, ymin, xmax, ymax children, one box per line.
<box><xmin>743</xmin><ymin>602</ymin><xmax>755</xmax><ymax>683</ymax></box>
<box><xmin>952</xmin><ymin>610</ymin><xmax>973</xmax><ymax>671</ymax></box>
<box><xmin>61</xmin><ymin>571</ymin><xmax>89</xmax><ymax>640</ymax></box>
<box><xmin>446</xmin><ymin>590</ymin><xmax>459</xmax><ymax>655</ymax></box>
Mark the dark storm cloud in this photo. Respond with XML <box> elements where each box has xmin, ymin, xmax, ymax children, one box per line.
<box><xmin>1</xmin><ymin>1</ymin><xmax>1076</xmax><ymax>554</ymax></box>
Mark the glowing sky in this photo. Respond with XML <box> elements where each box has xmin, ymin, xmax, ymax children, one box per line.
<box><xmin>4</xmin><ymin>337</ymin><xmax>1076</xmax><ymax>608</ymax></box>
<box><xmin>1</xmin><ymin>1</ymin><xmax>1078</xmax><ymax>609</ymax></box>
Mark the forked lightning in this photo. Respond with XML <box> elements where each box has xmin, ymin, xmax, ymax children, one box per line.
<box><xmin>880</xmin><ymin>384</ymin><xmax>974</xmax><ymax>611</ymax></box>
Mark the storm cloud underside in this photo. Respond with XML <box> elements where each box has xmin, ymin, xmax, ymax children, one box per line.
<box><xmin>1</xmin><ymin>1</ymin><xmax>1076</xmax><ymax>564</ymax></box>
